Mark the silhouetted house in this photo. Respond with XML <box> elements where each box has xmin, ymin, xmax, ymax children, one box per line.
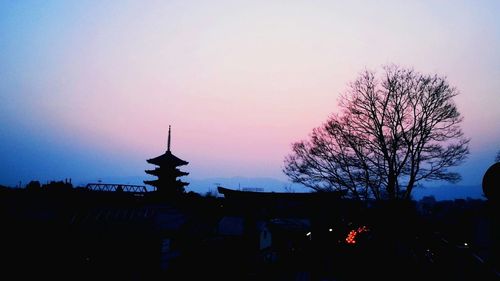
<box><xmin>217</xmin><ymin>187</ymin><xmax>352</xmax><ymax>265</ymax></box>
<box><xmin>218</xmin><ymin>216</ymin><xmax>245</xmax><ymax>236</ymax></box>
<box><xmin>25</xmin><ymin>180</ymin><xmax>41</xmax><ymax>190</ymax></box>
<box><xmin>43</xmin><ymin>179</ymin><xmax>73</xmax><ymax>190</ymax></box>
<box><xmin>417</xmin><ymin>195</ymin><xmax>437</xmax><ymax>216</ymax></box>
<box><xmin>155</xmin><ymin>207</ymin><xmax>187</xmax><ymax>271</ymax></box>
<box><xmin>217</xmin><ymin>186</ymin><xmax>347</xmax><ymax>218</ymax></box>
<box><xmin>258</xmin><ymin>218</ymin><xmax>312</xmax><ymax>264</ymax></box>
<box><xmin>144</xmin><ymin>126</ymin><xmax>189</xmax><ymax>195</ymax></box>
<box><xmin>215</xmin><ymin>216</ymin><xmax>275</xmax><ymax>257</ymax></box>
<box><xmin>257</xmin><ymin>221</ymin><xmax>272</xmax><ymax>250</ymax></box>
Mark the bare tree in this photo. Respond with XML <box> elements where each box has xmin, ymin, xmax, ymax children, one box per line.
<box><xmin>284</xmin><ymin>65</ymin><xmax>469</xmax><ymax>200</ymax></box>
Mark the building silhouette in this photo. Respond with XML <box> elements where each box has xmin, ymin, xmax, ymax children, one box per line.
<box><xmin>144</xmin><ymin>126</ymin><xmax>189</xmax><ymax>195</ymax></box>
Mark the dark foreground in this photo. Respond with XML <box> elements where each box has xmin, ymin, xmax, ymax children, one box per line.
<box><xmin>0</xmin><ymin>187</ymin><xmax>498</xmax><ymax>281</ymax></box>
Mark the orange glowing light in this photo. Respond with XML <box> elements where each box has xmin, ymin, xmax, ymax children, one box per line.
<box><xmin>345</xmin><ymin>226</ymin><xmax>369</xmax><ymax>244</ymax></box>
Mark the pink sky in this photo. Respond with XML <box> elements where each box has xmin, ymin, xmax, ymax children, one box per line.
<box><xmin>0</xmin><ymin>1</ymin><xmax>499</xmax><ymax>189</ymax></box>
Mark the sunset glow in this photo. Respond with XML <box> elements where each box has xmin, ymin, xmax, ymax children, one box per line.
<box><xmin>1</xmin><ymin>1</ymin><xmax>499</xmax><ymax>196</ymax></box>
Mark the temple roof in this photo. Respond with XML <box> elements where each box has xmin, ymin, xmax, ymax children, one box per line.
<box><xmin>217</xmin><ymin>186</ymin><xmax>345</xmax><ymax>200</ymax></box>
<box><xmin>145</xmin><ymin>167</ymin><xmax>189</xmax><ymax>177</ymax></box>
<box><xmin>146</xmin><ymin>150</ymin><xmax>188</xmax><ymax>167</ymax></box>
<box><xmin>147</xmin><ymin>126</ymin><xmax>188</xmax><ymax>167</ymax></box>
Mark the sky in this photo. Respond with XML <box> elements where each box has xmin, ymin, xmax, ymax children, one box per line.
<box><xmin>0</xmin><ymin>1</ymin><xmax>499</xmax><ymax>197</ymax></box>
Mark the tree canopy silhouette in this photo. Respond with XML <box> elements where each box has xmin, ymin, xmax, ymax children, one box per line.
<box><xmin>284</xmin><ymin>65</ymin><xmax>469</xmax><ymax>200</ymax></box>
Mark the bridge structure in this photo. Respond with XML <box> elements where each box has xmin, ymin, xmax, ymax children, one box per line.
<box><xmin>86</xmin><ymin>183</ymin><xmax>153</xmax><ymax>193</ymax></box>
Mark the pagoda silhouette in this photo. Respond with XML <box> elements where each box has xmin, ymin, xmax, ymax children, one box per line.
<box><xmin>144</xmin><ymin>126</ymin><xmax>189</xmax><ymax>195</ymax></box>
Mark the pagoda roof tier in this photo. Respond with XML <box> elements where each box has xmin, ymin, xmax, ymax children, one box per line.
<box><xmin>176</xmin><ymin>180</ymin><xmax>189</xmax><ymax>186</ymax></box>
<box><xmin>147</xmin><ymin>150</ymin><xmax>188</xmax><ymax>167</ymax></box>
<box><xmin>145</xmin><ymin>168</ymin><xmax>189</xmax><ymax>177</ymax></box>
<box><xmin>144</xmin><ymin>179</ymin><xmax>189</xmax><ymax>187</ymax></box>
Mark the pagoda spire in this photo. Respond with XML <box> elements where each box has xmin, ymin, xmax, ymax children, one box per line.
<box><xmin>167</xmin><ymin>125</ymin><xmax>171</xmax><ymax>152</ymax></box>
<box><xmin>145</xmin><ymin>125</ymin><xmax>189</xmax><ymax>196</ymax></box>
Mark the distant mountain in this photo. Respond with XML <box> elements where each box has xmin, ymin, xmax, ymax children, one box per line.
<box><xmin>76</xmin><ymin>175</ymin><xmax>484</xmax><ymax>201</ymax></box>
<box><xmin>187</xmin><ymin>176</ymin><xmax>308</xmax><ymax>195</ymax></box>
<box><xmin>412</xmin><ymin>184</ymin><xmax>484</xmax><ymax>201</ymax></box>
